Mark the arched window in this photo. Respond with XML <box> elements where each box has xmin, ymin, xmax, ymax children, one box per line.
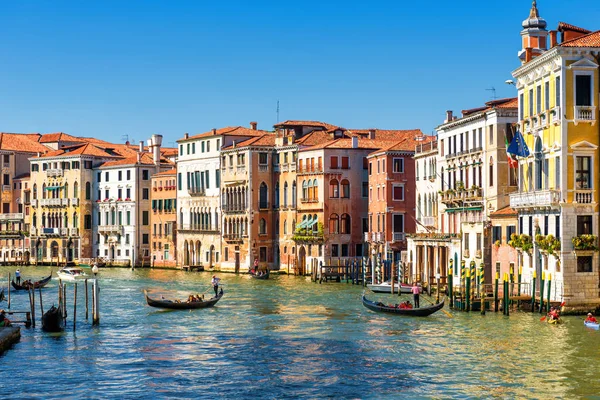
<box><xmin>302</xmin><ymin>180</ymin><xmax>308</xmax><ymax>200</ymax></box>
<box><xmin>489</xmin><ymin>156</ymin><xmax>494</xmax><ymax>187</ymax></box>
<box><xmin>85</xmin><ymin>182</ymin><xmax>91</xmax><ymax>200</ymax></box>
<box><xmin>329</xmin><ymin>213</ymin><xmax>339</xmax><ymax>234</ymax></box>
<box><xmin>64</xmin><ymin>212</ymin><xmax>68</xmax><ymax>227</ymax></box>
<box><xmin>274</xmin><ymin>182</ymin><xmax>280</xmax><ymax>208</ymax></box>
<box><xmin>341</xmin><ymin>213</ymin><xmax>351</xmax><ymax>234</ymax></box>
<box><xmin>283</xmin><ymin>219</ymin><xmax>287</xmax><ymax>234</ymax></box>
<box><xmin>33</xmin><ymin>184</ymin><xmax>38</xmax><ymax>200</ymax></box>
<box><xmin>42</xmin><ymin>183</ymin><xmax>47</xmax><ymax>199</ymax></box>
<box><xmin>329</xmin><ymin>179</ymin><xmax>339</xmax><ymax>198</ymax></box>
<box><xmin>292</xmin><ymin>181</ymin><xmax>297</xmax><ymax>207</ymax></box>
<box><xmin>312</xmin><ymin>214</ymin><xmax>318</xmax><ymax>232</ymax></box>
<box><xmin>73</xmin><ymin>181</ymin><xmax>79</xmax><ymax>198</ymax></box>
<box><xmin>63</xmin><ymin>182</ymin><xmax>69</xmax><ymax>199</ymax></box>
<box><xmin>283</xmin><ymin>182</ymin><xmax>288</xmax><ymax>207</ymax></box>
<box><xmin>341</xmin><ymin>179</ymin><xmax>350</xmax><ymax>198</ymax></box>
<box><xmin>42</xmin><ymin>213</ymin><xmax>46</xmax><ymax>227</ymax></box>
<box><xmin>311</xmin><ymin>179</ymin><xmax>318</xmax><ymax>200</ymax></box>
<box><xmin>33</xmin><ymin>213</ymin><xmax>37</xmax><ymax>228</ymax></box>
<box><xmin>534</xmin><ymin>137</ymin><xmax>543</xmax><ymax>190</ymax></box>
<box><xmin>259</xmin><ymin>218</ymin><xmax>267</xmax><ymax>235</ymax></box>
<box><xmin>259</xmin><ymin>182</ymin><xmax>268</xmax><ymax>208</ymax></box>
<box><xmin>441</xmin><ymin>167</ymin><xmax>445</xmax><ymax>190</ymax></box>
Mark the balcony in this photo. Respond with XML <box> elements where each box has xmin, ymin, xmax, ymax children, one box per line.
<box><xmin>574</xmin><ymin>106</ymin><xmax>595</xmax><ymax>123</ymax></box>
<box><xmin>236</xmin><ymin>166</ymin><xmax>246</xmax><ymax>174</ymax></box>
<box><xmin>280</xmin><ymin>164</ymin><xmax>289</xmax><ymax>172</ymax></box>
<box><xmin>415</xmin><ymin>140</ymin><xmax>438</xmax><ymax>154</ymax></box>
<box><xmin>71</xmin><ymin>198</ymin><xmax>80</xmax><ymax>206</ymax></box>
<box><xmin>258</xmin><ymin>164</ymin><xmax>269</xmax><ymax>172</ymax></box>
<box><xmin>188</xmin><ymin>188</ymin><xmax>206</xmax><ymax>197</ymax></box>
<box><xmin>421</xmin><ymin>216</ymin><xmax>436</xmax><ymax>227</ymax></box>
<box><xmin>222</xmin><ymin>204</ymin><xmax>246</xmax><ymax>213</ymax></box>
<box><xmin>574</xmin><ymin>189</ymin><xmax>595</xmax><ymax>204</ymax></box>
<box><xmin>70</xmin><ymin>228</ymin><xmax>79</xmax><ymax>236</ymax></box>
<box><xmin>46</xmin><ymin>169</ymin><xmax>63</xmax><ymax>177</ymax></box>
<box><xmin>300</xmin><ymin>197</ymin><xmax>319</xmax><ymax>203</ymax></box>
<box><xmin>551</xmin><ymin>106</ymin><xmax>561</xmax><ymax>124</ymax></box>
<box><xmin>0</xmin><ymin>213</ymin><xmax>24</xmax><ymax>221</ymax></box>
<box><xmin>61</xmin><ymin>198</ymin><xmax>70</xmax><ymax>206</ymax></box>
<box><xmin>392</xmin><ymin>232</ymin><xmax>405</xmax><ymax>242</ymax></box>
<box><xmin>177</xmin><ymin>224</ymin><xmax>220</xmax><ymax>233</ymax></box>
<box><xmin>40</xmin><ymin>227</ymin><xmax>60</xmax><ymax>236</ymax></box>
<box><xmin>31</xmin><ymin>199</ymin><xmax>38</xmax><ymax>207</ymax></box>
<box><xmin>2</xmin><ymin>185</ymin><xmax>10</xmax><ymax>192</ymax></box>
<box><xmin>509</xmin><ymin>189</ymin><xmax>561</xmax><ymax>209</ymax></box>
<box><xmin>40</xmin><ymin>198</ymin><xmax>62</xmax><ymax>207</ymax></box>
<box><xmin>259</xmin><ymin>201</ymin><xmax>270</xmax><ymax>210</ymax></box>
<box><xmin>297</xmin><ymin>166</ymin><xmax>323</xmax><ymax>175</ymax></box>
<box><xmin>98</xmin><ymin>225</ymin><xmax>123</xmax><ymax>234</ymax></box>
<box><xmin>60</xmin><ymin>227</ymin><xmax>68</xmax><ymax>236</ymax></box>
<box><xmin>223</xmin><ymin>234</ymin><xmax>244</xmax><ymax>243</ymax></box>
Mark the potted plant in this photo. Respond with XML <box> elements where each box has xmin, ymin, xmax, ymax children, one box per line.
<box><xmin>572</xmin><ymin>234</ymin><xmax>598</xmax><ymax>251</ymax></box>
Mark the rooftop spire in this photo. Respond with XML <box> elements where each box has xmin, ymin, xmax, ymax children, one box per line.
<box><xmin>530</xmin><ymin>1</ymin><xmax>539</xmax><ymax>18</ymax></box>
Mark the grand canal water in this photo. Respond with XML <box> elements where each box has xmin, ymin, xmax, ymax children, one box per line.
<box><xmin>0</xmin><ymin>266</ymin><xmax>599</xmax><ymax>399</ymax></box>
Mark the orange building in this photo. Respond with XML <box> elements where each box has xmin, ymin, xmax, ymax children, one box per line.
<box><xmin>151</xmin><ymin>168</ymin><xmax>177</xmax><ymax>267</ymax></box>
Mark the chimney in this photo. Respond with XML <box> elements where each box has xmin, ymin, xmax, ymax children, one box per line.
<box><xmin>549</xmin><ymin>30</ymin><xmax>557</xmax><ymax>48</ymax></box>
<box><xmin>212</xmin><ymin>128</ymin><xmax>217</xmax><ymax>135</ymax></box>
<box><xmin>139</xmin><ymin>141</ymin><xmax>144</xmax><ymax>153</ymax></box>
<box><xmin>184</xmin><ymin>132</ymin><xmax>189</xmax><ymax>139</ymax></box>
<box><xmin>232</xmin><ymin>141</ymin><xmax>236</xmax><ymax>148</ymax></box>
<box><xmin>525</xmin><ymin>47</ymin><xmax>533</xmax><ymax>63</ymax></box>
<box><xmin>351</xmin><ymin>136</ymin><xmax>358</xmax><ymax>149</ymax></box>
<box><xmin>152</xmin><ymin>134</ymin><xmax>163</xmax><ymax>166</ymax></box>
<box><xmin>125</xmin><ymin>140</ymin><xmax>130</xmax><ymax>145</ymax></box>
<box><xmin>137</xmin><ymin>152</ymin><xmax>141</xmax><ymax>163</ymax></box>
<box><xmin>368</xmin><ymin>129</ymin><xmax>376</xmax><ymax>139</ymax></box>
<box><xmin>250</xmin><ymin>121</ymin><xmax>258</xmax><ymax>130</ymax></box>
<box><xmin>445</xmin><ymin>110</ymin><xmax>453</xmax><ymax>123</ymax></box>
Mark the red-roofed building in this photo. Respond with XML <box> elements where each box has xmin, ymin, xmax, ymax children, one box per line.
<box><xmin>151</xmin><ymin>168</ymin><xmax>177</xmax><ymax>267</ymax></box>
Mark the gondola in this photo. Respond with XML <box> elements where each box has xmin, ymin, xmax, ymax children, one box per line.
<box><xmin>362</xmin><ymin>294</ymin><xmax>445</xmax><ymax>317</ymax></box>
<box><xmin>0</xmin><ymin>288</ymin><xmax>5</xmax><ymax>302</ymax></box>
<box><xmin>249</xmin><ymin>269</ymin><xmax>270</xmax><ymax>280</ymax></box>
<box><xmin>11</xmin><ymin>272</ymin><xmax>53</xmax><ymax>290</ymax></box>
<box><xmin>42</xmin><ymin>305</ymin><xmax>64</xmax><ymax>332</ymax></box>
<box><xmin>144</xmin><ymin>289</ymin><xmax>224</xmax><ymax>310</ymax></box>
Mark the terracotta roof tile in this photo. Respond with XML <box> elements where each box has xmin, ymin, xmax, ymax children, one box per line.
<box><xmin>36</xmin><ymin>143</ymin><xmax>119</xmax><ymax>159</ymax></box>
<box><xmin>303</xmin><ymin>138</ymin><xmax>404</xmax><ymax>151</ymax></box>
<box><xmin>222</xmin><ymin>134</ymin><xmax>277</xmax><ymax>149</ymax></box>
<box><xmin>153</xmin><ymin>168</ymin><xmax>177</xmax><ymax>176</ymax></box>
<box><xmin>39</xmin><ymin>132</ymin><xmax>81</xmax><ymax>143</ymax></box>
<box><xmin>557</xmin><ymin>22</ymin><xmax>592</xmax><ymax>34</ymax></box>
<box><xmin>99</xmin><ymin>152</ymin><xmax>173</xmax><ymax>168</ymax></box>
<box><xmin>0</xmin><ymin>133</ymin><xmax>51</xmax><ymax>153</ymax></box>
<box><xmin>560</xmin><ymin>30</ymin><xmax>600</xmax><ymax>47</ymax></box>
<box><xmin>295</xmin><ymin>130</ymin><xmax>334</xmax><ymax>146</ymax></box>
<box><xmin>346</xmin><ymin>129</ymin><xmax>424</xmax><ymax>141</ymax></box>
<box><xmin>489</xmin><ymin>206</ymin><xmax>518</xmax><ymax>218</ymax></box>
<box><xmin>184</xmin><ymin>126</ymin><xmax>269</xmax><ymax>141</ymax></box>
<box><xmin>274</xmin><ymin>120</ymin><xmax>336</xmax><ymax>130</ymax></box>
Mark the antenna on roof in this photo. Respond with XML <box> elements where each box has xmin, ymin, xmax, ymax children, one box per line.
<box><xmin>276</xmin><ymin>100</ymin><xmax>280</xmax><ymax>123</ymax></box>
<box><xmin>486</xmin><ymin>87</ymin><xmax>497</xmax><ymax>100</ymax></box>
<box><xmin>121</xmin><ymin>134</ymin><xmax>129</xmax><ymax>143</ymax></box>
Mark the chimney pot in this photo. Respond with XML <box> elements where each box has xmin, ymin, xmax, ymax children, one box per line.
<box><xmin>250</xmin><ymin>121</ymin><xmax>258</xmax><ymax>130</ymax></box>
<box><xmin>446</xmin><ymin>110</ymin><xmax>453</xmax><ymax>123</ymax></box>
<box><xmin>368</xmin><ymin>129</ymin><xmax>376</xmax><ymax>139</ymax></box>
<box><xmin>125</xmin><ymin>140</ymin><xmax>130</xmax><ymax>145</ymax></box>
<box><xmin>184</xmin><ymin>132</ymin><xmax>189</xmax><ymax>139</ymax></box>
<box><xmin>549</xmin><ymin>30</ymin><xmax>557</xmax><ymax>48</ymax></box>
<box><xmin>212</xmin><ymin>128</ymin><xmax>217</xmax><ymax>135</ymax></box>
<box><xmin>351</xmin><ymin>136</ymin><xmax>358</xmax><ymax>149</ymax></box>
<box><xmin>139</xmin><ymin>141</ymin><xmax>144</xmax><ymax>153</ymax></box>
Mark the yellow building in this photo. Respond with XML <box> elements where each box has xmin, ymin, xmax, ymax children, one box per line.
<box><xmin>510</xmin><ymin>2</ymin><xmax>600</xmax><ymax>306</ymax></box>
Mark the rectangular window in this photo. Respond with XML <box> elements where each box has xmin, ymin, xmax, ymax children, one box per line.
<box><xmin>259</xmin><ymin>247</ymin><xmax>267</xmax><ymax>262</ymax></box>
<box><xmin>464</xmin><ymin>233</ymin><xmax>470</xmax><ymax>250</ymax></box>
<box><xmin>97</xmin><ymin>172</ymin><xmax>101</xmax><ymax>183</ymax></box>
<box><xmin>105</xmin><ymin>189</ymin><xmax>109</xmax><ymax>199</ymax></box>
<box><xmin>362</xmin><ymin>182</ymin><xmax>368</xmax><ymax>198</ymax></box>
<box><xmin>331</xmin><ymin>244</ymin><xmax>339</xmax><ymax>257</ymax></box>
<box><xmin>519</xmin><ymin>93</ymin><xmax>524</xmax><ymax>121</ymax></box>
<box><xmin>355</xmin><ymin>244</ymin><xmax>363</xmax><ymax>257</ymax></box>
<box><xmin>259</xmin><ymin>153</ymin><xmax>268</xmax><ymax>165</ymax></box>
<box><xmin>544</xmin><ymin>81</ymin><xmax>550</xmax><ymax>111</ymax></box>
<box><xmin>178</xmin><ymin>173</ymin><xmax>182</xmax><ymax>190</ymax></box>
<box><xmin>529</xmin><ymin>89</ymin><xmax>534</xmax><ymax>116</ymax></box>
<box><xmin>179</xmin><ymin>144</ymin><xmax>183</xmax><ymax>156</ymax></box>
<box><xmin>393</xmin><ymin>158</ymin><xmax>404</xmax><ymax>173</ymax></box>
<box><xmin>363</xmin><ymin>157</ymin><xmax>368</xmax><ymax>170</ymax></box>
<box><xmin>118</xmin><ymin>171</ymin><xmax>122</xmax><ymax>181</ymax></box>
<box><xmin>368</xmin><ymin>162</ymin><xmax>372</xmax><ymax>175</ymax></box>
<box><xmin>341</xmin><ymin>244</ymin><xmax>349</xmax><ymax>257</ymax></box>
<box><xmin>477</xmin><ymin>233</ymin><xmax>482</xmax><ymax>251</ymax></box>
<box><xmin>207</xmin><ymin>141</ymin><xmax>210</xmax><ymax>152</ymax></box>
<box><xmin>577</xmin><ymin>216</ymin><xmax>593</xmax><ymax>235</ymax></box>
<box><xmin>555</xmin><ymin>157</ymin><xmax>560</xmax><ymax>189</ymax></box>
<box><xmin>555</xmin><ymin>77</ymin><xmax>560</xmax><ymax>107</ymax></box>
<box><xmin>506</xmin><ymin>225</ymin><xmax>516</xmax><ymax>242</ymax></box>
<box><xmin>105</xmin><ymin>171</ymin><xmax>109</xmax><ymax>182</ymax></box>
<box><xmin>126</xmin><ymin>234</ymin><xmax>130</xmax><ymax>244</ymax></box>
<box><xmin>362</xmin><ymin>218</ymin><xmax>368</xmax><ymax>233</ymax></box>
<box><xmin>192</xmin><ymin>143</ymin><xmax>196</xmax><ymax>154</ymax></box>
<box><xmin>201</xmin><ymin>142</ymin><xmax>205</xmax><ymax>153</ymax></box>
<box><xmin>555</xmin><ymin>216</ymin><xmax>560</xmax><ymax>238</ymax></box>
<box><xmin>142</xmin><ymin>211</ymin><xmax>149</xmax><ymax>225</ymax></box>
<box><xmin>392</xmin><ymin>185</ymin><xmax>404</xmax><ymax>201</ymax></box>
<box><xmin>341</xmin><ymin>156</ymin><xmax>349</xmax><ymax>169</ymax></box>
<box><xmin>331</xmin><ymin>156</ymin><xmax>339</xmax><ymax>169</ymax></box>
<box><xmin>575</xmin><ymin>156</ymin><xmax>592</xmax><ymax>189</ymax></box>
<box><xmin>536</xmin><ymin>85</ymin><xmax>541</xmax><ymax>114</ymax></box>
<box><xmin>127</xmin><ymin>170</ymin><xmax>131</xmax><ymax>180</ymax></box>
<box><xmin>84</xmin><ymin>215</ymin><xmax>92</xmax><ymax>230</ymax></box>
<box><xmin>488</xmin><ymin>125</ymin><xmax>494</xmax><ymax>145</ymax></box>
<box><xmin>142</xmin><ymin>170</ymin><xmax>149</xmax><ymax>180</ymax></box>
<box><xmin>216</xmin><ymin>169</ymin><xmax>220</xmax><ymax>188</ymax></box>
<box><xmin>492</xmin><ymin>226</ymin><xmax>502</xmax><ymax>244</ymax></box>
<box><xmin>577</xmin><ymin>256</ymin><xmax>593</xmax><ymax>273</ymax></box>
<box><xmin>143</xmin><ymin>188</ymin><xmax>149</xmax><ymax>200</ymax></box>
<box><xmin>575</xmin><ymin>75</ymin><xmax>592</xmax><ymax>106</ymax></box>
<box><xmin>142</xmin><ymin>234</ymin><xmax>149</xmax><ymax>244</ymax></box>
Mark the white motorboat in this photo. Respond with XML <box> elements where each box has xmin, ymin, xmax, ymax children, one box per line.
<box><xmin>367</xmin><ymin>281</ymin><xmax>423</xmax><ymax>294</ymax></box>
<box><xmin>57</xmin><ymin>267</ymin><xmax>91</xmax><ymax>282</ymax></box>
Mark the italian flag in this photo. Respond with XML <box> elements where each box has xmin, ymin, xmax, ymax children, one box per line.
<box><xmin>505</xmin><ymin>135</ymin><xmax>518</xmax><ymax>168</ymax></box>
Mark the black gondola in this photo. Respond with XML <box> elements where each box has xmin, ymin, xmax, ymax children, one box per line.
<box><xmin>11</xmin><ymin>272</ymin><xmax>53</xmax><ymax>291</ymax></box>
<box><xmin>249</xmin><ymin>269</ymin><xmax>270</xmax><ymax>280</ymax></box>
<box><xmin>42</xmin><ymin>305</ymin><xmax>64</xmax><ymax>332</ymax></box>
<box><xmin>144</xmin><ymin>289</ymin><xmax>224</xmax><ymax>310</ymax></box>
<box><xmin>362</xmin><ymin>295</ymin><xmax>445</xmax><ymax>317</ymax></box>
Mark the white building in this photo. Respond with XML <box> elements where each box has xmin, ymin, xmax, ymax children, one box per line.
<box><xmin>94</xmin><ymin>135</ymin><xmax>172</xmax><ymax>266</ymax></box>
<box><xmin>176</xmin><ymin>124</ymin><xmax>265</xmax><ymax>269</ymax></box>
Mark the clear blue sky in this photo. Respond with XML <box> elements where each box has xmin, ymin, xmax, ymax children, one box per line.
<box><xmin>1</xmin><ymin>1</ymin><xmax>599</xmax><ymax>146</ymax></box>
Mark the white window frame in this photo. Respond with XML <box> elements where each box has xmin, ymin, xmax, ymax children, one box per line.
<box><xmin>392</xmin><ymin>184</ymin><xmax>405</xmax><ymax>201</ymax></box>
<box><xmin>392</xmin><ymin>157</ymin><xmax>405</xmax><ymax>173</ymax></box>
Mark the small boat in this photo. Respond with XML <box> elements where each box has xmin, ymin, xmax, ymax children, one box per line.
<box><xmin>547</xmin><ymin>318</ymin><xmax>562</xmax><ymax>325</ymax></box>
<box><xmin>11</xmin><ymin>273</ymin><xmax>53</xmax><ymax>290</ymax></box>
<box><xmin>0</xmin><ymin>288</ymin><xmax>5</xmax><ymax>302</ymax></box>
<box><xmin>362</xmin><ymin>294</ymin><xmax>445</xmax><ymax>317</ymax></box>
<box><xmin>57</xmin><ymin>267</ymin><xmax>90</xmax><ymax>282</ymax></box>
<box><xmin>249</xmin><ymin>269</ymin><xmax>270</xmax><ymax>280</ymax></box>
<box><xmin>42</xmin><ymin>305</ymin><xmax>64</xmax><ymax>332</ymax></box>
<box><xmin>144</xmin><ymin>289</ymin><xmax>224</xmax><ymax>310</ymax></box>
<box><xmin>367</xmin><ymin>281</ymin><xmax>422</xmax><ymax>294</ymax></box>
<box><xmin>584</xmin><ymin>321</ymin><xmax>599</xmax><ymax>330</ymax></box>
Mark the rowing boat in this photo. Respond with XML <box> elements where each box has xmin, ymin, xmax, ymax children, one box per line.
<box><xmin>144</xmin><ymin>289</ymin><xmax>224</xmax><ymax>309</ymax></box>
<box><xmin>367</xmin><ymin>281</ymin><xmax>422</xmax><ymax>294</ymax></box>
<box><xmin>362</xmin><ymin>294</ymin><xmax>445</xmax><ymax>316</ymax></box>
<box><xmin>249</xmin><ymin>270</ymin><xmax>270</xmax><ymax>280</ymax></box>
<box><xmin>42</xmin><ymin>305</ymin><xmax>64</xmax><ymax>332</ymax></box>
<box><xmin>11</xmin><ymin>273</ymin><xmax>53</xmax><ymax>290</ymax></box>
<box><xmin>584</xmin><ymin>321</ymin><xmax>599</xmax><ymax>330</ymax></box>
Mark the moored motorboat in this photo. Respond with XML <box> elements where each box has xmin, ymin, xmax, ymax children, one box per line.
<box><xmin>144</xmin><ymin>289</ymin><xmax>224</xmax><ymax>310</ymax></box>
<box><xmin>42</xmin><ymin>305</ymin><xmax>64</xmax><ymax>332</ymax></box>
<box><xmin>584</xmin><ymin>321</ymin><xmax>599</xmax><ymax>330</ymax></box>
<box><xmin>57</xmin><ymin>267</ymin><xmax>90</xmax><ymax>282</ymax></box>
<box><xmin>11</xmin><ymin>273</ymin><xmax>53</xmax><ymax>290</ymax></box>
<box><xmin>249</xmin><ymin>269</ymin><xmax>270</xmax><ymax>280</ymax></box>
<box><xmin>367</xmin><ymin>281</ymin><xmax>422</xmax><ymax>294</ymax></box>
<box><xmin>362</xmin><ymin>294</ymin><xmax>445</xmax><ymax>316</ymax></box>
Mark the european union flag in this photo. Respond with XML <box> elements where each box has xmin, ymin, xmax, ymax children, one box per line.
<box><xmin>507</xmin><ymin>131</ymin><xmax>530</xmax><ymax>158</ymax></box>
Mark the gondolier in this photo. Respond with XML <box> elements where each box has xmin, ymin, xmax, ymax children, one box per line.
<box><xmin>412</xmin><ymin>282</ymin><xmax>420</xmax><ymax>308</ymax></box>
<box><xmin>15</xmin><ymin>269</ymin><xmax>21</xmax><ymax>284</ymax></box>
<box><xmin>211</xmin><ymin>275</ymin><xmax>221</xmax><ymax>296</ymax></box>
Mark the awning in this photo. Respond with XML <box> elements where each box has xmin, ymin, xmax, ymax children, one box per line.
<box><xmin>297</xmin><ymin>216</ymin><xmax>312</xmax><ymax>229</ymax></box>
<box><xmin>445</xmin><ymin>206</ymin><xmax>484</xmax><ymax>213</ymax></box>
<box><xmin>45</xmin><ymin>186</ymin><xmax>62</xmax><ymax>190</ymax></box>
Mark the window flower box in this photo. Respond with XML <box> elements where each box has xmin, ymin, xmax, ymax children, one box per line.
<box><xmin>572</xmin><ymin>234</ymin><xmax>598</xmax><ymax>251</ymax></box>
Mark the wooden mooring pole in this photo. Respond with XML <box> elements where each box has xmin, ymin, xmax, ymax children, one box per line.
<box><xmin>73</xmin><ymin>283</ymin><xmax>77</xmax><ymax>331</ymax></box>
<box><xmin>92</xmin><ymin>279</ymin><xmax>100</xmax><ymax>326</ymax></box>
<box><xmin>85</xmin><ymin>279</ymin><xmax>89</xmax><ymax>320</ymax></box>
<box><xmin>8</xmin><ymin>272</ymin><xmax>11</xmax><ymax>309</ymax></box>
<box><xmin>38</xmin><ymin>286</ymin><xmax>44</xmax><ymax>318</ymax></box>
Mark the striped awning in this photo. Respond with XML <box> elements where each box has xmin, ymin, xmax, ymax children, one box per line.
<box><xmin>297</xmin><ymin>216</ymin><xmax>313</xmax><ymax>229</ymax></box>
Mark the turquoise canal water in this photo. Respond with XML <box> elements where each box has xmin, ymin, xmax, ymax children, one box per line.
<box><xmin>1</xmin><ymin>266</ymin><xmax>599</xmax><ymax>399</ymax></box>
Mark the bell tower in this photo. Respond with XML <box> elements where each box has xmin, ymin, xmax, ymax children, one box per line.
<box><xmin>518</xmin><ymin>1</ymin><xmax>548</xmax><ymax>64</ymax></box>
